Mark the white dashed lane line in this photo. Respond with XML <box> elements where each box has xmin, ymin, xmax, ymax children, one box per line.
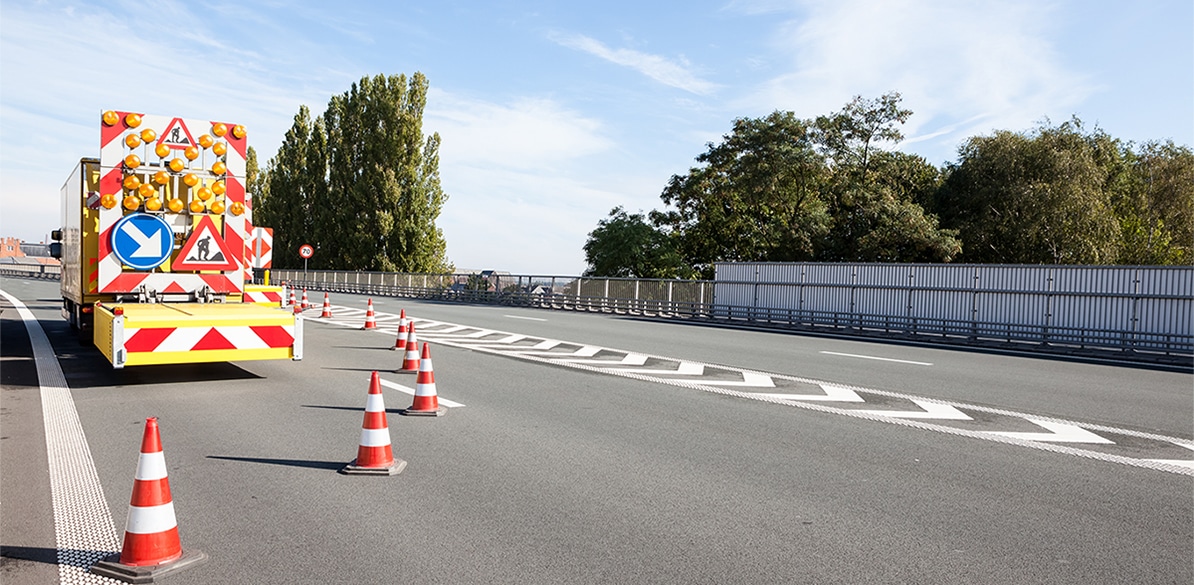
<box><xmin>820</xmin><ymin>351</ymin><xmax>933</xmax><ymax>366</ymax></box>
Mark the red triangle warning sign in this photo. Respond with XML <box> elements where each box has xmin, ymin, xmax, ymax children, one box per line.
<box><xmin>173</xmin><ymin>215</ymin><xmax>240</xmax><ymax>272</ymax></box>
<box><xmin>157</xmin><ymin>117</ymin><xmax>197</xmax><ymax>150</ymax></box>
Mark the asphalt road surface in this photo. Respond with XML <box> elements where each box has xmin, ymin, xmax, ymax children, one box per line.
<box><xmin>2</xmin><ymin>276</ymin><xmax>1191</xmax><ymax>584</ymax></box>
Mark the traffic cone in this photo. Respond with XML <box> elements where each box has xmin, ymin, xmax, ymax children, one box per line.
<box><xmin>288</xmin><ymin>290</ymin><xmax>297</xmax><ymax>309</ymax></box>
<box><xmin>362</xmin><ymin>298</ymin><xmax>377</xmax><ymax>330</ymax></box>
<box><xmin>341</xmin><ymin>372</ymin><xmax>406</xmax><ymax>475</ymax></box>
<box><xmin>320</xmin><ymin>292</ymin><xmax>333</xmax><ymax>318</ymax></box>
<box><xmin>391</xmin><ymin>309</ymin><xmax>407</xmax><ymax>350</ymax></box>
<box><xmin>399</xmin><ymin>323</ymin><xmax>420</xmax><ymax>372</ymax></box>
<box><xmin>301</xmin><ymin>289</ymin><xmax>309</xmax><ymax>310</ymax></box>
<box><xmin>402</xmin><ymin>343</ymin><xmax>446</xmax><ymax>417</ymax></box>
<box><xmin>91</xmin><ymin>418</ymin><xmax>207</xmax><ymax>582</ymax></box>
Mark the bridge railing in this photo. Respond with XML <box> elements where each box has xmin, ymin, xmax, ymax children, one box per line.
<box><xmin>273</xmin><ymin>267</ymin><xmax>1193</xmax><ymax>366</ymax></box>
<box><xmin>0</xmin><ymin>263</ymin><xmax>61</xmax><ymax>280</ymax></box>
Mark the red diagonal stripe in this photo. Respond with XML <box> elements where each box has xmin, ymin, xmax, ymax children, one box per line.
<box><xmin>124</xmin><ymin>328</ymin><xmax>175</xmax><ymax>353</ymax></box>
<box><xmin>129</xmin><ymin>477</ymin><xmax>172</xmax><ymax>507</ymax></box>
<box><xmin>192</xmin><ymin>328</ymin><xmax>236</xmax><ymax>351</ymax></box>
<box><xmin>250</xmin><ymin>325</ymin><xmax>294</xmax><ymax>348</ymax></box>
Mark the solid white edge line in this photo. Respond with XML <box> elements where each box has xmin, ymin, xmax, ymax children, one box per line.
<box><xmin>0</xmin><ymin>288</ymin><xmax>123</xmax><ymax>581</ymax></box>
<box><xmin>820</xmin><ymin>351</ymin><xmax>933</xmax><ymax>366</ymax></box>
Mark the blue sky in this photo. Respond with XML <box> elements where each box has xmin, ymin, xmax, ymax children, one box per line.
<box><xmin>2</xmin><ymin>0</ymin><xmax>1190</xmax><ymax>274</ymax></box>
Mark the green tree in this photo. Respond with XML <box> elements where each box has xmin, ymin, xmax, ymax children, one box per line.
<box><xmin>259</xmin><ymin>74</ymin><xmax>450</xmax><ymax>271</ymax></box>
<box><xmin>652</xmin><ymin>111</ymin><xmax>831</xmax><ymax>276</ymax></box>
<box><xmin>1115</xmin><ymin>140</ymin><xmax>1194</xmax><ymax>264</ymax></box>
<box><xmin>934</xmin><ymin>118</ymin><xmax>1122</xmax><ymax>264</ymax></box>
<box><xmin>583</xmin><ymin>207</ymin><xmax>691</xmax><ymax>278</ymax></box>
<box><xmin>812</xmin><ymin>93</ymin><xmax>960</xmax><ymax>262</ymax></box>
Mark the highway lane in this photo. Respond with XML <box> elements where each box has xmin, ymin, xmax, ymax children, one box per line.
<box><xmin>3</xmin><ymin>278</ymin><xmax>1192</xmax><ymax>584</ymax></box>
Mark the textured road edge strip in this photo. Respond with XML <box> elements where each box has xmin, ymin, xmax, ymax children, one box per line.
<box><xmin>309</xmin><ymin>304</ymin><xmax>1194</xmax><ymax>477</ymax></box>
<box><xmin>0</xmin><ymin>290</ymin><xmax>123</xmax><ymax>584</ymax></box>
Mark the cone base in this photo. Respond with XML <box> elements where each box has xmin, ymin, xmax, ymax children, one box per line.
<box><xmin>400</xmin><ymin>406</ymin><xmax>447</xmax><ymax>417</ymax></box>
<box><xmin>340</xmin><ymin>458</ymin><xmax>407</xmax><ymax>476</ymax></box>
<box><xmin>91</xmin><ymin>549</ymin><xmax>208</xmax><ymax>584</ymax></box>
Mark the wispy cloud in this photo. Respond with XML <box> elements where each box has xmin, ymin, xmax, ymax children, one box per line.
<box><xmin>551</xmin><ymin>33</ymin><xmax>721</xmax><ymax>95</ymax></box>
<box><xmin>730</xmin><ymin>0</ymin><xmax>1096</xmax><ymax>163</ymax></box>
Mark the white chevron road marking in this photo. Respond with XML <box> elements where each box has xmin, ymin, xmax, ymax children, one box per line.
<box><xmin>694</xmin><ymin>371</ymin><xmax>776</xmax><ymax>388</ymax></box>
<box><xmin>986</xmin><ymin>420</ymin><xmax>1114</xmax><ymax>444</ymax></box>
<box><xmin>751</xmin><ymin>383</ymin><xmax>865</xmax><ymax>402</ymax></box>
<box><xmin>614</xmin><ymin>361</ymin><xmax>705</xmax><ymax>376</ymax></box>
<box><xmin>857</xmin><ymin>399</ymin><xmax>973</xmax><ymax>420</ymax></box>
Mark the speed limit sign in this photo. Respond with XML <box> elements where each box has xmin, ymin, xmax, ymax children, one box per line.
<box><xmin>298</xmin><ymin>244</ymin><xmax>314</xmax><ymax>259</ymax></box>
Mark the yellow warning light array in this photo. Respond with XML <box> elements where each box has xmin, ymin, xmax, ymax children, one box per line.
<box><xmin>198</xmin><ymin>134</ymin><xmax>214</xmax><ymax>149</ymax></box>
<box><xmin>184</xmin><ymin>146</ymin><xmax>199</xmax><ymax>161</ymax></box>
<box><xmin>189</xmin><ymin>200</ymin><xmax>205</xmax><ymax>213</ymax></box>
<box><xmin>124</xmin><ymin>154</ymin><xmax>141</xmax><ymax>169</ymax></box>
<box><xmin>196</xmin><ymin>186</ymin><xmax>213</xmax><ymax>201</ymax></box>
<box><xmin>103</xmin><ymin>110</ymin><xmax>120</xmax><ymax>126</ymax></box>
<box><xmin>123</xmin><ymin>195</ymin><xmax>142</xmax><ymax>210</ymax></box>
<box><xmin>212</xmin><ymin>142</ymin><xmax>227</xmax><ymax>156</ymax></box>
<box><xmin>122</xmin><ymin>175</ymin><xmax>141</xmax><ymax>191</ymax></box>
<box><xmin>125</xmin><ymin>134</ymin><xmax>142</xmax><ymax>149</ymax></box>
<box><xmin>210</xmin><ymin>199</ymin><xmax>226</xmax><ymax>215</ymax></box>
<box><xmin>211</xmin><ymin>180</ymin><xmax>226</xmax><ymax>195</ymax></box>
<box><xmin>137</xmin><ymin>184</ymin><xmax>156</xmax><ymax>198</ymax></box>
<box><xmin>101</xmin><ymin>194</ymin><xmax>119</xmax><ymax>209</ymax></box>
<box><xmin>155</xmin><ymin>143</ymin><xmax>171</xmax><ymax>158</ymax></box>
<box><xmin>167</xmin><ymin>198</ymin><xmax>185</xmax><ymax>213</ymax></box>
<box><xmin>140</xmin><ymin>129</ymin><xmax>157</xmax><ymax>143</ymax></box>
<box><xmin>232</xmin><ymin>125</ymin><xmax>245</xmax><ymax>139</ymax></box>
<box><xmin>153</xmin><ymin>170</ymin><xmax>170</xmax><ymax>185</ymax></box>
<box><xmin>229</xmin><ymin>201</ymin><xmax>245</xmax><ymax>216</ymax></box>
<box><xmin>169</xmin><ymin>158</ymin><xmax>186</xmax><ymax>172</ymax></box>
<box><xmin>211</xmin><ymin>161</ymin><xmax>227</xmax><ymax>175</ymax></box>
<box><xmin>212</xmin><ymin>123</ymin><xmax>227</xmax><ymax>137</ymax></box>
<box><xmin>183</xmin><ymin>173</ymin><xmax>199</xmax><ymax>187</ymax></box>
<box><xmin>125</xmin><ymin>113</ymin><xmax>142</xmax><ymax>128</ymax></box>
<box><xmin>145</xmin><ymin>196</ymin><xmax>163</xmax><ymax>211</ymax></box>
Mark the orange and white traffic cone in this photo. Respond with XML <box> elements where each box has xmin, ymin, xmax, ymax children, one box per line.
<box><xmin>399</xmin><ymin>323</ymin><xmax>420</xmax><ymax>372</ymax></box>
<box><xmin>320</xmin><ymin>292</ymin><xmax>333</xmax><ymax>318</ymax></box>
<box><xmin>391</xmin><ymin>309</ymin><xmax>407</xmax><ymax>350</ymax></box>
<box><xmin>340</xmin><ymin>371</ymin><xmax>406</xmax><ymax>475</ymax></box>
<box><xmin>288</xmin><ymin>290</ymin><xmax>297</xmax><ymax>310</ymax></box>
<box><xmin>362</xmin><ymin>298</ymin><xmax>377</xmax><ymax>330</ymax></box>
<box><xmin>301</xmin><ymin>289</ymin><xmax>309</xmax><ymax>310</ymax></box>
<box><xmin>91</xmin><ymin>418</ymin><xmax>206</xmax><ymax>581</ymax></box>
<box><xmin>402</xmin><ymin>343</ymin><xmax>446</xmax><ymax>417</ymax></box>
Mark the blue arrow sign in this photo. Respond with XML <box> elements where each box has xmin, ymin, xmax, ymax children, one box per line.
<box><xmin>111</xmin><ymin>213</ymin><xmax>174</xmax><ymax>271</ymax></box>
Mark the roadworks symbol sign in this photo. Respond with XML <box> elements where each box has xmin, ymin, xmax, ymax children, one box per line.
<box><xmin>172</xmin><ymin>215</ymin><xmax>240</xmax><ymax>272</ymax></box>
<box><xmin>157</xmin><ymin>117</ymin><xmax>196</xmax><ymax>150</ymax></box>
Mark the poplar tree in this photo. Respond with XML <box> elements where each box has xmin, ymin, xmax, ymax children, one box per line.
<box><xmin>259</xmin><ymin>73</ymin><xmax>450</xmax><ymax>272</ymax></box>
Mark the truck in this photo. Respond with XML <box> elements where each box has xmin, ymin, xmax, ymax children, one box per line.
<box><xmin>51</xmin><ymin>110</ymin><xmax>302</xmax><ymax>368</ymax></box>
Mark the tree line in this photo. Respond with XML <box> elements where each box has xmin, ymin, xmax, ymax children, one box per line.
<box><xmin>584</xmin><ymin>93</ymin><xmax>1193</xmax><ymax>278</ymax></box>
<box><xmin>252</xmin><ymin>73</ymin><xmax>451</xmax><ymax>273</ymax></box>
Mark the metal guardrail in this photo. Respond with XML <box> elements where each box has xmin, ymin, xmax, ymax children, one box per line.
<box><xmin>274</xmin><ymin>268</ymin><xmax>1193</xmax><ymax>366</ymax></box>
<box><xmin>0</xmin><ymin>263</ymin><xmax>61</xmax><ymax>280</ymax></box>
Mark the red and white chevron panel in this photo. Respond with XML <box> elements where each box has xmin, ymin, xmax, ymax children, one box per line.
<box><xmin>243</xmin><ymin>290</ymin><xmax>283</xmax><ymax>305</ymax></box>
<box><xmin>122</xmin><ymin>325</ymin><xmax>296</xmax><ymax>353</ymax></box>
<box><xmin>98</xmin><ymin>111</ymin><xmax>248</xmax><ymax>294</ymax></box>
<box><xmin>248</xmin><ymin>227</ymin><xmax>273</xmax><ymax>269</ymax></box>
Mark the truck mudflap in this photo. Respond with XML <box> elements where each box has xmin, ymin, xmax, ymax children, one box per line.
<box><xmin>93</xmin><ymin>302</ymin><xmax>303</xmax><ymax>368</ymax></box>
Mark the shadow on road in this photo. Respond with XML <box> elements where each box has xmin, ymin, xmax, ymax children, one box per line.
<box><xmin>206</xmin><ymin>455</ymin><xmax>344</xmax><ymax>471</ymax></box>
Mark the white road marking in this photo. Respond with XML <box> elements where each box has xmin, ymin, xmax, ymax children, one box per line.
<box><xmin>857</xmin><ymin>399</ymin><xmax>973</xmax><ymax>420</ymax></box>
<box><xmin>751</xmin><ymin>383</ymin><xmax>865</xmax><ymax>403</ymax></box>
<box><xmin>377</xmin><ymin>378</ymin><xmax>465</xmax><ymax>408</ymax></box>
<box><xmin>0</xmin><ymin>289</ymin><xmax>123</xmax><ymax>583</ymax></box>
<box><xmin>695</xmin><ymin>371</ymin><xmax>776</xmax><ymax>388</ymax></box>
<box><xmin>820</xmin><ymin>351</ymin><xmax>933</xmax><ymax>366</ymax></box>
<box><xmin>505</xmin><ymin>315</ymin><xmax>547</xmax><ymax>321</ymax></box>
<box><xmin>310</xmin><ymin>303</ymin><xmax>1194</xmax><ymax>475</ymax></box>
<box><xmin>986</xmin><ymin>420</ymin><xmax>1114</xmax><ymax>444</ymax></box>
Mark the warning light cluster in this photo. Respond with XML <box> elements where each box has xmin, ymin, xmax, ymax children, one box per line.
<box><xmin>100</xmin><ymin>110</ymin><xmax>245</xmax><ymax>217</ymax></box>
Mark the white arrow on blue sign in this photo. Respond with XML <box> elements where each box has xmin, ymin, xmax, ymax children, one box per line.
<box><xmin>111</xmin><ymin>213</ymin><xmax>174</xmax><ymax>271</ymax></box>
